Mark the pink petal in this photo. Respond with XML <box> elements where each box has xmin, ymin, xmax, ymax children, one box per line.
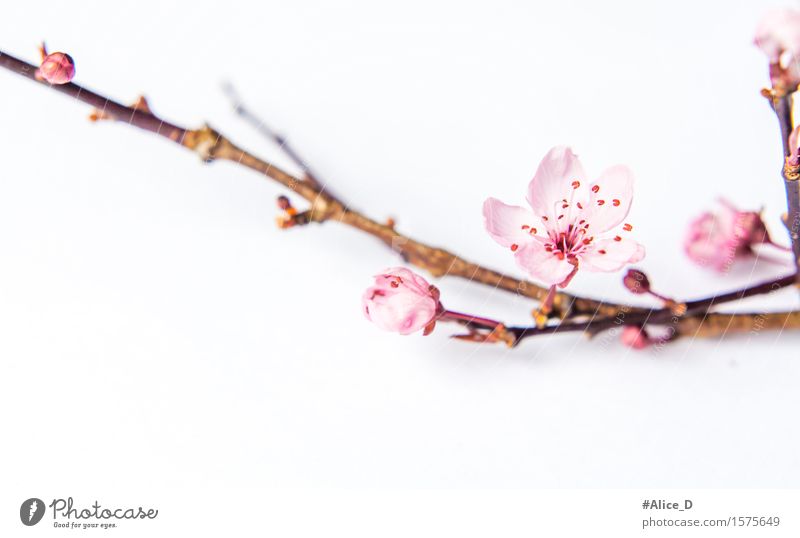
<box><xmin>514</xmin><ymin>240</ymin><xmax>576</xmax><ymax>285</ymax></box>
<box><xmin>363</xmin><ymin>285</ymin><xmax>438</xmax><ymax>335</ymax></box>
<box><xmin>483</xmin><ymin>197</ymin><xmax>538</xmax><ymax>249</ymax></box>
<box><xmin>374</xmin><ymin>267</ymin><xmax>431</xmax><ymax>294</ymax></box>
<box><xmin>683</xmin><ymin>213</ymin><xmax>736</xmax><ymax>271</ymax></box>
<box><xmin>584</xmin><ymin>165</ymin><xmax>634</xmax><ymax>233</ymax></box>
<box><xmin>580</xmin><ymin>236</ymin><xmax>644</xmax><ymax>272</ymax></box>
<box><xmin>526</xmin><ymin>146</ymin><xmax>588</xmax><ymax>225</ymax></box>
<box><xmin>629</xmin><ymin>243</ymin><xmax>646</xmax><ymax>264</ymax></box>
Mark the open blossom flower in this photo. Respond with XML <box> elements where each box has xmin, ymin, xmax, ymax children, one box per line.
<box><xmin>754</xmin><ymin>8</ymin><xmax>800</xmax><ymax>90</ymax></box>
<box><xmin>483</xmin><ymin>146</ymin><xmax>644</xmax><ymax>287</ymax></box>
<box><xmin>362</xmin><ymin>267</ymin><xmax>441</xmax><ymax>335</ymax></box>
<box><xmin>36</xmin><ymin>51</ymin><xmax>75</xmax><ymax>85</ymax></box>
<box><xmin>684</xmin><ymin>199</ymin><xmax>772</xmax><ymax>272</ymax></box>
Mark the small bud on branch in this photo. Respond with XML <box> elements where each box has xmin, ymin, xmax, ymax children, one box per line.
<box><xmin>35</xmin><ymin>43</ymin><xmax>74</xmax><ymax>85</ymax></box>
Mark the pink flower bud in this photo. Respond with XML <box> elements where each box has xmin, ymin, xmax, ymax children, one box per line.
<box><xmin>37</xmin><ymin>52</ymin><xmax>75</xmax><ymax>85</ymax></box>
<box><xmin>789</xmin><ymin>126</ymin><xmax>800</xmax><ymax>167</ymax></box>
<box><xmin>620</xmin><ymin>326</ymin><xmax>651</xmax><ymax>350</ymax></box>
<box><xmin>622</xmin><ymin>268</ymin><xmax>650</xmax><ymax>295</ymax></box>
<box><xmin>684</xmin><ymin>200</ymin><xmax>770</xmax><ymax>272</ymax></box>
<box><xmin>362</xmin><ymin>267</ymin><xmax>440</xmax><ymax>335</ymax></box>
<box><xmin>276</xmin><ymin>195</ymin><xmax>292</xmax><ymax>211</ymax></box>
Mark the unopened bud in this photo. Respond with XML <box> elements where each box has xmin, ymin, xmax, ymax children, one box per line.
<box><xmin>276</xmin><ymin>195</ymin><xmax>292</xmax><ymax>211</ymax></box>
<box><xmin>620</xmin><ymin>326</ymin><xmax>651</xmax><ymax>350</ymax></box>
<box><xmin>623</xmin><ymin>268</ymin><xmax>650</xmax><ymax>294</ymax></box>
<box><xmin>37</xmin><ymin>52</ymin><xmax>75</xmax><ymax>85</ymax></box>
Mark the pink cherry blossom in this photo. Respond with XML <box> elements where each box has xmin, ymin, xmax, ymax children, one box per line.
<box><xmin>362</xmin><ymin>267</ymin><xmax>441</xmax><ymax>335</ymax></box>
<box><xmin>684</xmin><ymin>199</ymin><xmax>773</xmax><ymax>272</ymax></box>
<box><xmin>483</xmin><ymin>146</ymin><xmax>644</xmax><ymax>287</ymax></box>
<box><xmin>36</xmin><ymin>52</ymin><xmax>75</xmax><ymax>85</ymax></box>
<box><xmin>754</xmin><ymin>8</ymin><xmax>800</xmax><ymax>89</ymax></box>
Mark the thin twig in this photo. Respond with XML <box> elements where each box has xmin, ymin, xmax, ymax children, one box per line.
<box><xmin>221</xmin><ymin>82</ymin><xmax>325</xmax><ymax>190</ymax></box>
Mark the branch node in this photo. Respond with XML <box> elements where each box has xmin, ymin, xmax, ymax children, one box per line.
<box><xmin>275</xmin><ymin>196</ymin><xmax>314</xmax><ymax>228</ymax></box>
<box><xmin>131</xmin><ymin>95</ymin><xmax>152</xmax><ymax>114</ymax></box>
<box><xmin>451</xmin><ymin>323</ymin><xmax>516</xmax><ymax>347</ymax></box>
<box><xmin>784</xmin><ymin>157</ymin><xmax>800</xmax><ymax>181</ymax></box>
<box><xmin>182</xmin><ymin>124</ymin><xmax>231</xmax><ymax>163</ymax></box>
<box><xmin>88</xmin><ymin>109</ymin><xmax>114</xmax><ymax>122</ymax></box>
<box><xmin>669</xmin><ymin>302</ymin><xmax>688</xmax><ymax>316</ymax></box>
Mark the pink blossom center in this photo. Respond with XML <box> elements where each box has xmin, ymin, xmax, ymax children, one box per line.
<box><xmin>512</xmin><ymin>180</ymin><xmax>631</xmax><ymax>263</ymax></box>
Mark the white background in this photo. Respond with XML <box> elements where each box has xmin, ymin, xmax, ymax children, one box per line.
<box><xmin>2</xmin><ymin>0</ymin><xmax>800</xmax><ymax>534</ymax></box>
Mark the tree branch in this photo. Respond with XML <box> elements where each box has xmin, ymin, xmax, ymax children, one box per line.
<box><xmin>0</xmin><ymin>49</ymin><xmax>629</xmax><ymax>318</ymax></box>
<box><xmin>507</xmin><ymin>273</ymin><xmax>798</xmax><ymax>345</ymax></box>
<box><xmin>772</xmin><ymin>93</ymin><xmax>800</xmax><ymax>283</ymax></box>
<box><xmin>2</xmin><ymin>47</ymin><xmax>799</xmax><ymax>349</ymax></box>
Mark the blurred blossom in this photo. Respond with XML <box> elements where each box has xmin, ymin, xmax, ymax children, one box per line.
<box><xmin>684</xmin><ymin>200</ymin><xmax>774</xmax><ymax>272</ymax></box>
<box><xmin>754</xmin><ymin>8</ymin><xmax>800</xmax><ymax>90</ymax></box>
<box><xmin>620</xmin><ymin>326</ymin><xmax>652</xmax><ymax>350</ymax></box>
